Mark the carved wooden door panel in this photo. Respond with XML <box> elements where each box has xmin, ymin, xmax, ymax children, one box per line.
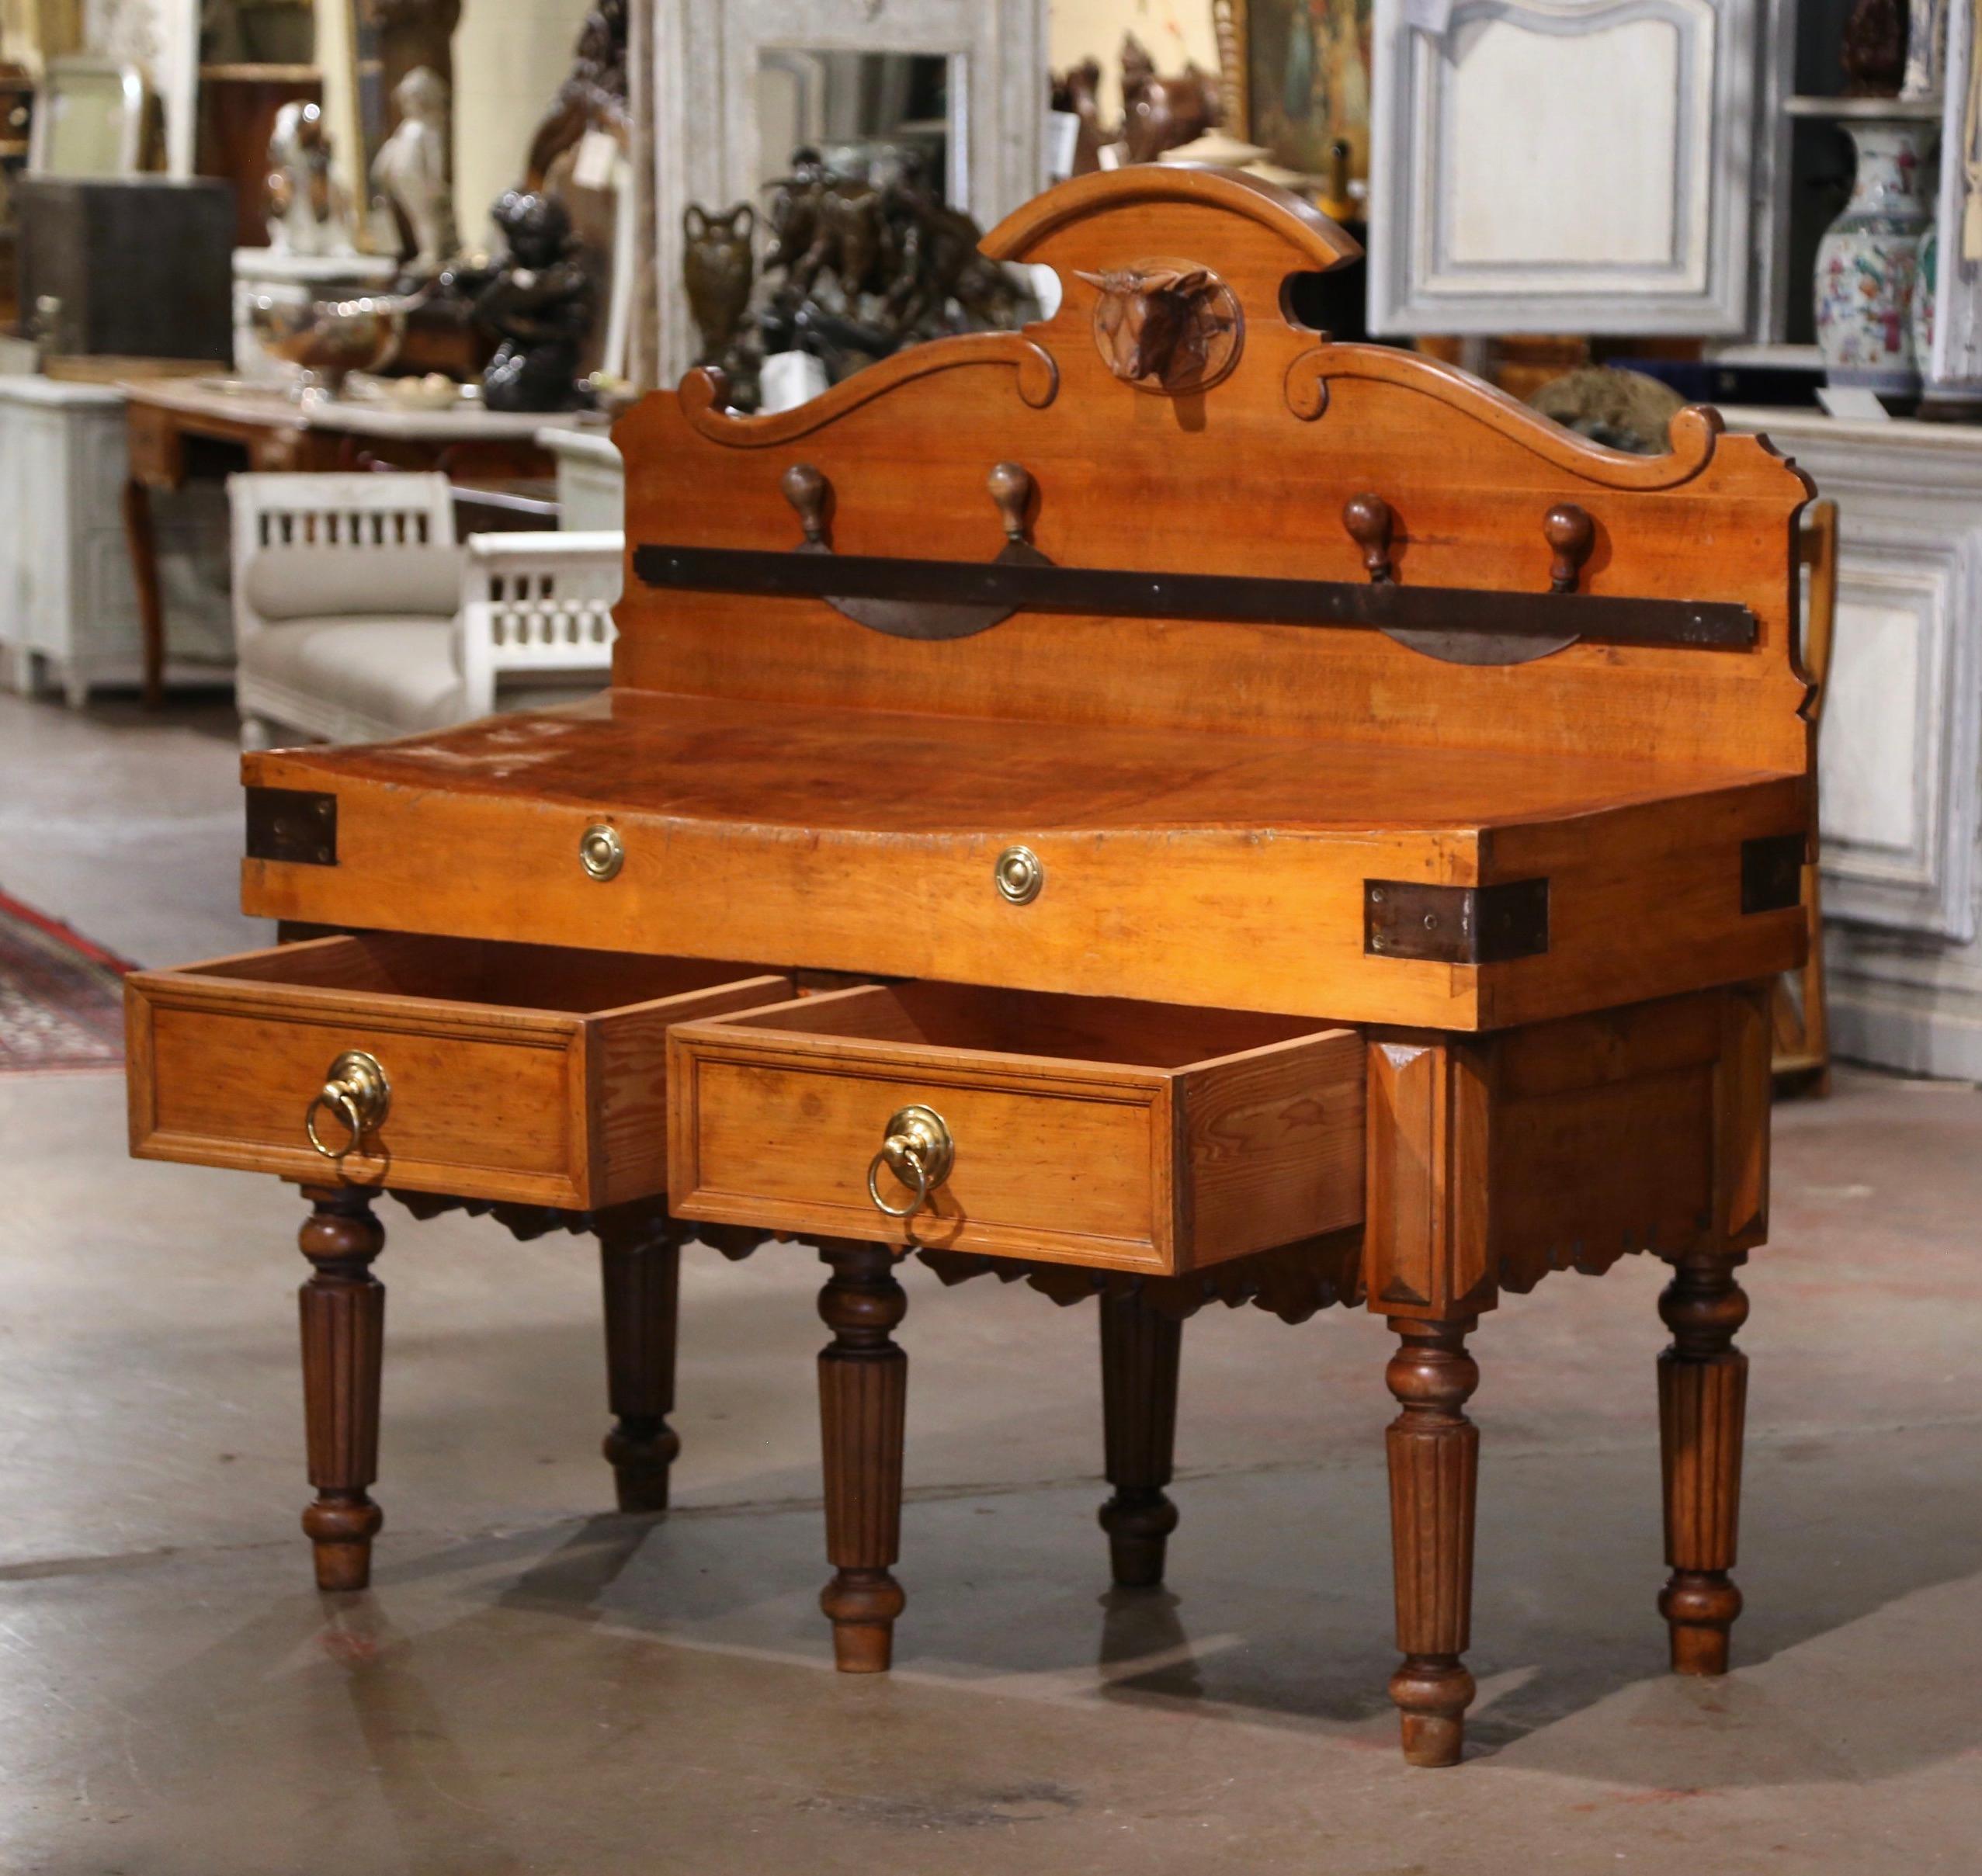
<box><xmin>1368</xmin><ymin>0</ymin><xmax>1771</xmax><ymax>336</ymax></box>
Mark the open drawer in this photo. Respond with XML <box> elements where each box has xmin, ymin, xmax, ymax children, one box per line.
<box><xmin>666</xmin><ymin>983</ymin><xmax>1366</xmax><ymax>1272</ymax></box>
<box><xmin>126</xmin><ymin>934</ymin><xmax>792</xmax><ymax>1209</ymax></box>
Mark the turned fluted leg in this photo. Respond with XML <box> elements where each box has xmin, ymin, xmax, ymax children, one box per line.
<box><xmin>297</xmin><ymin>1184</ymin><xmax>385</xmax><ymax>1592</ymax></box>
<box><xmin>1384</xmin><ymin>1318</ymin><xmax>1480</xmax><ymax>1768</ymax></box>
<box><xmin>598</xmin><ymin>1214</ymin><xmax>682</xmax><ymax>1513</ymax></box>
<box><xmin>1657</xmin><ymin>1250</ymin><xmax>1749</xmax><ymax>1674</ymax></box>
<box><xmin>1097</xmin><ymin>1289</ymin><xmax>1181</xmax><ymax>1588</ymax></box>
<box><xmin>816</xmin><ymin>1241</ymin><xmax>908</xmax><ymax>1673</ymax></box>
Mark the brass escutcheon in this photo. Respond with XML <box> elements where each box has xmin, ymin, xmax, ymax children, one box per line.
<box><xmin>994</xmin><ymin>844</ymin><xmax>1043</xmax><ymax>904</ymax></box>
<box><xmin>865</xmin><ymin>1104</ymin><xmax>954</xmax><ymax>1221</ymax></box>
<box><xmin>579</xmin><ymin>823</ymin><xmax>625</xmax><ymax>881</ymax></box>
<box><xmin>304</xmin><ymin>1049</ymin><xmax>390</xmax><ymax>1163</ymax></box>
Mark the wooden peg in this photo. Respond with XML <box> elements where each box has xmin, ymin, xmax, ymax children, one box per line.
<box><xmin>1544</xmin><ymin>502</ymin><xmax>1595</xmax><ymax>594</ymax></box>
<box><xmin>781</xmin><ymin>462</ymin><xmax>830</xmax><ymax>547</ymax></box>
<box><xmin>987</xmin><ymin>461</ymin><xmax>1034</xmax><ymax>546</ymax></box>
<box><xmin>1343</xmin><ymin>493</ymin><xmax>1395</xmax><ymax>584</ymax></box>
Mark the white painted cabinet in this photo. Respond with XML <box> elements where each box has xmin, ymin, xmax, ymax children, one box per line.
<box><xmin>0</xmin><ymin>377</ymin><xmax>231</xmax><ymax>707</ymax></box>
<box><xmin>1728</xmin><ymin>409</ymin><xmax>1982</xmax><ymax>1077</ymax></box>
<box><xmin>1369</xmin><ymin>0</ymin><xmax>1773</xmax><ymax>336</ymax></box>
<box><xmin>536</xmin><ymin>427</ymin><xmax>624</xmax><ymax>533</ymax></box>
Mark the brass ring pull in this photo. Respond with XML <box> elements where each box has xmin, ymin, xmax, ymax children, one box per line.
<box><xmin>304</xmin><ymin>1049</ymin><xmax>390</xmax><ymax>1163</ymax></box>
<box><xmin>864</xmin><ymin>1104</ymin><xmax>954</xmax><ymax>1222</ymax></box>
<box><xmin>304</xmin><ymin>1085</ymin><xmax>364</xmax><ymax>1160</ymax></box>
<box><xmin>866</xmin><ymin>1145</ymin><xmax>929</xmax><ymax>1218</ymax></box>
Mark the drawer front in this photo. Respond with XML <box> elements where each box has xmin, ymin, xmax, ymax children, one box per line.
<box><xmin>136</xmin><ymin>997</ymin><xmax>585</xmax><ymax>1205</ymax></box>
<box><xmin>672</xmin><ymin>1049</ymin><xmax>1176</xmax><ymax>1269</ymax></box>
<box><xmin>671</xmin><ymin>989</ymin><xmax>1368</xmax><ymax>1273</ymax></box>
<box><xmin>126</xmin><ymin>938</ymin><xmax>797</xmax><ymax>1210</ymax></box>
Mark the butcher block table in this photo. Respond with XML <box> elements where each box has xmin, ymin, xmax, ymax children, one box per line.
<box><xmin>124</xmin><ymin>168</ymin><xmax>1813</xmax><ymax>1767</ymax></box>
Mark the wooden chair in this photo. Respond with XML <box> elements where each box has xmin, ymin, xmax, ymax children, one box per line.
<box><xmin>227</xmin><ymin>470</ymin><xmax>617</xmax><ymax>747</ymax></box>
<box><xmin>456</xmin><ymin>529</ymin><xmax>622</xmax><ymax>723</ymax></box>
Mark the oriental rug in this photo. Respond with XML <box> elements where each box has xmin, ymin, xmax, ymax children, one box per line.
<box><xmin>0</xmin><ymin>888</ymin><xmax>130</xmax><ymax>1072</ymax></box>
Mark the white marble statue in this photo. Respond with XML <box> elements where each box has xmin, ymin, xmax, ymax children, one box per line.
<box><xmin>266</xmin><ymin>100</ymin><xmax>356</xmax><ymax>258</ymax></box>
<box><xmin>371</xmin><ymin>67</ymin><xmax>460</xmax><ymax>275</ymax></box>
<box><xmin>1903</xmin><ymin>0</ymin><xmax>1949</xmax><ymax>98</ymax></box>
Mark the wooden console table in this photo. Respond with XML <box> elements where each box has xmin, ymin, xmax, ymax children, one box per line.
<box><xmin>119</xmin><ymin>376</ymin><xmax>604</xmax><ymax>706</ymax></box>
<box><xmin>123</xmin><ymin>170</ymin><xmax>1812</xmax><ymax>1767</ymax></box>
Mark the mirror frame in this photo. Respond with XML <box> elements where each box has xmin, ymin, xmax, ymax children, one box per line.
<box><xmin>27</xmin><ymin>56</ymin><xmax>148</xmax><ymax>175</ymax></box>
<box><xmin>649</xmin><ymin>0</ymin><xmax>1045</xmax><ymax>384</ymax></box>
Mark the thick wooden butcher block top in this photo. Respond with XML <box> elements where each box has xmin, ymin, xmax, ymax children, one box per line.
<box><xmin>240</xmin><ymin>168</ymin><xmax>1815</xmax><ymax>1033</ymax></box>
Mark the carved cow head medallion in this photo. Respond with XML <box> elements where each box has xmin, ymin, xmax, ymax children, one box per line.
<box><xmin>1076</xmin><ymin>261</ymin><xmax>1242</xmax><ymax>395</ymax></box>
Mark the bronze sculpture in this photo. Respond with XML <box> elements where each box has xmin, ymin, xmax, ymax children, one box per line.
<box><xmin>525</xmin><ymin>0</ymin><xmax>628</xmax><ymax>189</ymax></box>
<box><xmin>683</xmin><ymin>202</ymin><xmax>756</xmax><ymax>369</ymax></box>
<box><xmin>1048</xmin><ymin>39</ymin><xmax>1224</xmax><ymax>174</ymax></box>
<box><xmin>701</xmin><ymin>148</ymin><xmax>1029</xmax><ymax>411</ymax></box>
<box><xmin>1050</xmin><ymin>59</ymin><xmax>1107</xmax><ymax>177</ymax></box>
<box><xmin>1119</xmin><ymin>33</ymin><xmax>1223</xmax><ymax>164</ymax></box>
<box><xmin>453</xmin><ymin>190</ymin><xmax>596</xmax><ymax>411</ymax></box>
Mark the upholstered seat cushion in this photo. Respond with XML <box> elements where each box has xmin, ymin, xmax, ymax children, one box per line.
<box><xmin>241</xmin><ymin>544</ymin><xmax>465</xmax><ymax>622</ymax></box>
<box><xmin>238</xmin><ymin>615</ymin><xmax>606</xmax><ymax>737</ymax></box>
<box><xmin>498</xmin><ymin>676</ymin><xmax>610</xmax><ymax>712</ymax></box>
<box><xmin>238</xmin><ymin>616</ymin><xmax>468</xmax><ymax>733</ymax></box>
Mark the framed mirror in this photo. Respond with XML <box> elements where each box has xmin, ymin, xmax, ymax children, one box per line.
<box><xmin>757</xmin><ymin>50</ymin><xmax>957</xmax><ymax>205</ymax></box>
<box><xmin>650</xmin><ymin>0</ymin><xmax>1044</xmax><ymax>383</ymax></box>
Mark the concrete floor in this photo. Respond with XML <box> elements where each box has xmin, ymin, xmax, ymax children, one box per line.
<box><xmin>4</xmin><ymin>689</ymin><xmax>1982</xmax><ymax>1873</ymax></box>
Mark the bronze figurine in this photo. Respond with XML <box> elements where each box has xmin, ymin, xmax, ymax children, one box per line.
<box><xmin>683</xmin><ymin>202</ymin><xmax>756</xmax><ymax>369</ymax></box>
<box><xmin>1050</xmin><ymin>59</ymin><xmax>1108</xmax><ymax>177</ymax></box>
<box><xmin>1119</xmin><ymin>33</ymin><xmax>1222</xmax><ymax>165</ymax></box>
<box><xmin>706</xmin><ymin>147</ymin><xmax>1028</xmax><ymax>408</ymax></box>
<box><xmin>453</xmin><ymin>190</ymin><xmax>596</xmax><ymax>411</ymax></box>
